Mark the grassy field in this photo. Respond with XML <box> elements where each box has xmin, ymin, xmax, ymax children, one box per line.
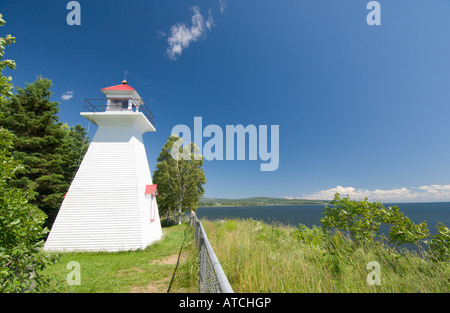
<box><xmin>40</xmin><ymin>224</ymin><xmax>198</xmax><ymax>293</ymax></box>
<box><xmin>202</xmin><ymin>218</ymin><xmax>450</xmax><ymax>293</ymax></box>
<box><xmin>38</xmin><ymin>219</ymin><xmax>449</xmax><ymax>293</ymax></box>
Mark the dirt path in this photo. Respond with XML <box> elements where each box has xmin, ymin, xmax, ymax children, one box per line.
<box><xmin>129</xmin><ymin>252</ymin><xmax>190</xmax><ymax>293</ymax></box>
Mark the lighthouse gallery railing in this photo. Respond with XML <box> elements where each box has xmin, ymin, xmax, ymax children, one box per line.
<box><xmin>83</xmin><ymin>98</ymin><xmax>155</xmax><ymax>125</ymax></box>
<box><xmin>190</xmin><ymin>215</ymin><xmax>234</xmax><ymax>293</ymax></box>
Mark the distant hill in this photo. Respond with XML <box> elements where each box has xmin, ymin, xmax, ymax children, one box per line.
<box><xmin>198</xmin><ymin>197</ymin><xmax>329</xmax><ymax>207</ymax></box>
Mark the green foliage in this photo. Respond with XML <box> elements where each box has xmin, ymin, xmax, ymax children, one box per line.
<box><xmin>378</xmin><ymin>204</ymin><xmax>428</xmax><ymax>253</ymax></box>
<box><xmin>153</xmin><ymin>135</ymin><xmax>179</xmax><ymax>221</ymax></box>
<box><xmin>0</xmin><ymin>17</ymin><xmax>85</xmax><ymax>292</ymax></box>
<box><xmin>427</xmin><ymin>223</ymin><xmax>450</xmax><ymax>262</ymax></box>
<box><xmin>0</xmin><ymin>77</ymin><xmax>89</xmax><ymax>228</ymax></box>
<box><xmin>153</xmin><ymin>135</ymin><xmax>206</xmax><ymax>224</ymax></box>
<box><xmin>59</xmin><ymin>123</ymin><xmax>90</xmax><ymax>183</ymax></box>
<box><xmin>293</xmin><ymin>224</ymin><xmax>327</xmax><ymax>247</ymax></box>
<box><xmin>0</xmin><ymin>15</ymin><xmax>59</xmax><ymax>292</ymax></box>
<box><xmin>387</xmin><ymin>214</ymin><xmax>429</xmax><ymax>255</ymax></box>
<box><xmin>0</xmin><ymin>14</ymin><xmax>16</xmax><ymax>100</ymax></box>
<box><xmin>0</xmin><ymin>128</ymin><xmax>59</xmax><ymax>292</ymax></box>
<box><xmin>320</xmin><ymin>193</ymin><xmax>439</xmax><ymax>256</ymax></box>
<box><xmin>320</xmin><ymin>193</ymin><xmax>384</xmax><ymax>244</ymax></box>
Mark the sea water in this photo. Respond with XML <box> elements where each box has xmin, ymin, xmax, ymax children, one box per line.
<box><xmin>196</xmin><ymin>202</ymin><xmax>450</xmax><ymax>236</ymax></box>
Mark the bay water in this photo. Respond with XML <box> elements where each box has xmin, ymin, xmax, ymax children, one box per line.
<box><xmin>196</xmin><ymin>202</ymin><xmax>450</xmax><ymax>236</ymax></box>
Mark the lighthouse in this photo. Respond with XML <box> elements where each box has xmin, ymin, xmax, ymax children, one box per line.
<box><xmin>44</xmin><ymin>81</ymin><xmax>163</xmax><ymax>252</ymax></box>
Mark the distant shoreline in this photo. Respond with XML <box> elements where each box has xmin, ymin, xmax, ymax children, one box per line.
<box><xmin>199</xmin><ymin>203</ymin><xmax>329</xmax><ymax>207</ymax></box>
<box><xmin>198</xmin><ymin>198</ymin><xmax>450</xmax><ymax>208</ymax></box>
<box><xmin>198</xmin><ymin>197</ymin><xmax>329</xmax><ymax>207</ymax></box>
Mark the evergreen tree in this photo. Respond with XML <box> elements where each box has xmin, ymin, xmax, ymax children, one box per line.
<box><xmin>0</xmin><ymin>13</ymin><xmax>58</xmax><ymax>292</ymax></box>
<box><xmin>0</xmin><ymin>128</ymin><xmax>59</xmax><ymax>292</ymax></box>
<box><xmin>0</xmin><ymin>77</ymin><xmax>89</xmax><ymax>228</ymax></box>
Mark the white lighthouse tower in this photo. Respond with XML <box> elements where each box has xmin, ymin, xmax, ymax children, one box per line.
<box><xmin>44</xmin><ymin>80</ymin><xmax>163</xmax><ymax>252</ymax></box>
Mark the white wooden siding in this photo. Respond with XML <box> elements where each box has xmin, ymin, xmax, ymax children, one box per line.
<box><xmin>44</xmin><ymin>113</ymin><xmax>162</xmax><ymax>252</ymax></box>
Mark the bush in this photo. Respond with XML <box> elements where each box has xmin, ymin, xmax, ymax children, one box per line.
<box><xmin>320</xmin><ymin>194</ymin><xmax>384</xmax><ymax>244</ymax></box>
<box><xmin>320</xmin><ymin>193</ymin><xmax>442</xmax><ymax>256</ymax></box>
<box><xmin>293</xmin><ymin>224</ymin><xmax>327</xmax><ymax>247</ymax></box>
<box><xmin>427</xmin><ymin>223</ymin><xmax>450</xmax><ymax>262</ymax></box>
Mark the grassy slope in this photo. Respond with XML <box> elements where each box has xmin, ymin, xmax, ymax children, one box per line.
<box><xmin>40</xmin><ymin>219</ymin><xmax>449</xmax><ymax>293</ymax></box>
<box><xmin>202</xmin><ymin>218</ymin><xmax>450</xmax><ymax>293</ymax></box>
<box><xmin>40</xmin><ymin>224</ymin><xmax>198</xmax><ymax>293</ymax></box>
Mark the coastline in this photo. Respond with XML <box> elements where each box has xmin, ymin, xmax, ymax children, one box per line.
<box><xmin>198</xmin><ymin>203</ymin><xmax>328</xmax><ymax>207</ymax></box>
<box><xmin>198</xmin><ymin>197</ymin><xmax>329</xmax><ymax>208</ymax></box>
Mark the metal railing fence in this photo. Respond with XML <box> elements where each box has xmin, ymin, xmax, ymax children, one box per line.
<box><xmin>83</xmin><ymin>98</ymin><xmax>156</xmax><ymax>125</ymax></box>
<box><xmin>190</xmin><ymin>215</ymin><xmax>234</xmax><ymax>293</ymax></box>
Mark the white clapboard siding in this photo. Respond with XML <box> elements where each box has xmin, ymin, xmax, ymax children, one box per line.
<box><xmin>44</xmin><ymin>112</ymin><xmax>162</xmax><ymax>252</ymax></box>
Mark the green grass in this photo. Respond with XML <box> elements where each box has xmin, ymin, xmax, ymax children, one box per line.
<box><xmin>39</xmin><ymin>224</ymin><xmax>198</xmax><ymax>293</ymax></box>
<box><xmin>38</xmin><ymin>219</ymin><xmax>449</xmax><ymax>293</ymax></box>
<box><xmin>202</xmin><ymin>218</ymin><xmax>450</xmax><ymax>293</ymax></box>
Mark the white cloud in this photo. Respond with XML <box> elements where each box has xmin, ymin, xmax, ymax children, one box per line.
<box><xmin>219</xmin><ymin>0</ymin><xmax>227</xmax><ymax>14</ymax></box>
<box><xmin>166</xmin><ymin>7</ymin><xmax>214</xmax><ymax>60</ymax></box>
<box><xmin>61</xmin><ymin>91</ymin><xmax>74</xmax><ymax>101</ymax></box>
<box><xmin>206</xmin><ymin>10</ymin><xmax>214</xmax><ymax>30</ymax></box>
<box><xmin>297</xmin><ymin>184</ymin><xmax>450</xmax><ymax>202</ymax></box>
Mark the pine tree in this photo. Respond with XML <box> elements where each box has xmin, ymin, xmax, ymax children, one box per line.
<box><xmin>0</xmin><ymin>128</ymin><xmax>59</xmax><ymax>292</ymax></box>
<box><xmin>0</xmin><ymin>77</ymin><xmax>89</xmax><ymax>228</ymax></box>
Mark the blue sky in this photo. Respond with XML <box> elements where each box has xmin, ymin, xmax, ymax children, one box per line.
<box><xmin>2</xmin><ymin>0</ymin><xmax>450</xmax><ymax>202</ymax></box>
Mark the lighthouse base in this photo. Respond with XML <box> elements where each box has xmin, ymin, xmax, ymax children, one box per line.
<box><xmin>44</xmin><ymin>113</ymin><xmax>162</xmax><ymax>252</ymax></box>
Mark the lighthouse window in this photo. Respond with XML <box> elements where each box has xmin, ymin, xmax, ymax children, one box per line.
<box><xmin>110</xmin><ymin>99</ymin><xmax>129</xmax><ymax>110</ymax></box>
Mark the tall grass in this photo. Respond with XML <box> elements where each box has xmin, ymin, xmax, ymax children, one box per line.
<box><xmin>202</xmin><ymin>218</ymin><xmax>449</xmax><ymax>293</ymax></box>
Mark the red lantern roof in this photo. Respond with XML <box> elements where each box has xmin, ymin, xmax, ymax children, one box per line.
<box><xmin>101</xmin><ymin>80</ymin><xmax>136</xmax><ymax>91</ymax></box>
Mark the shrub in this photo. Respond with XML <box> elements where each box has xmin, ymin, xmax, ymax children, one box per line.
<box><xmin>320</xmin><ymin>193</ymin><xmax>440</xmax><ymax>256</ymax></box>
<box><xmin>427</xmin><ymin>223</ymin><xmax>450</xmax><ymax>262</ymax></box>
<box><xmin>320</xmin><ymin>193</ymin><xmax>384</xmax><ymax>244</ymax></box>
<box><xmin>293</xmin><ymin>224</ymin><xmax>327</xmax><ymax>247</ymax></box>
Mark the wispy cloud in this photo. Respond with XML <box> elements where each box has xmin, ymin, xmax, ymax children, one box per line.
<box><xmin>166</xmin><ymin>6</ymin><xmax>214</xmax><ymax>60</ymax></box>
<box><xmin>219</xmin><ymin>0</ymin><xmax>227</xmax><ymax>14</ymax></box>
<box><xmin>295</xmin><ymin>184</ymin><xmax>450</xmax><ymax>202</ymax></box>
<box><xmin>61</xmin><ymin>90</ymin><xmax>74</xmax><ymax>101</ymax></box>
